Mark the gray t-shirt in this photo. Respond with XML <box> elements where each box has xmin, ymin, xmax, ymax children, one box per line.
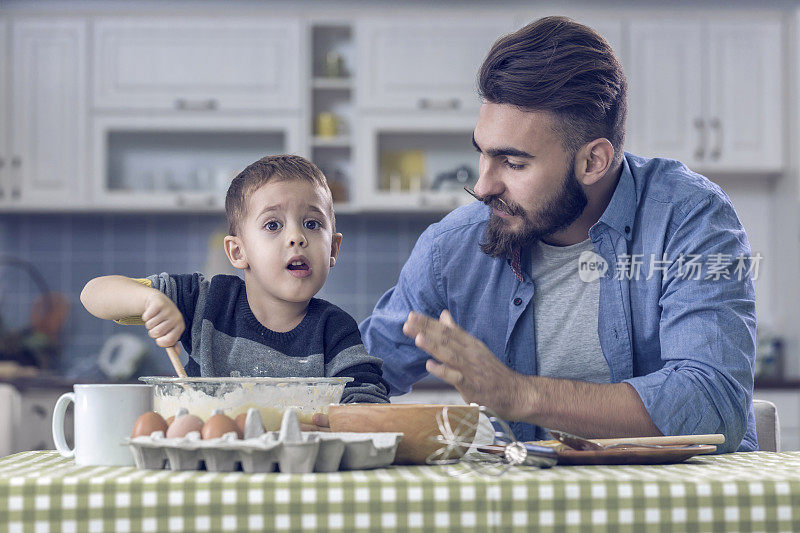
<box><xmin>531</xmin><ymin>238</ymin><xmax>610</xmax><ymax>383</ymax></box>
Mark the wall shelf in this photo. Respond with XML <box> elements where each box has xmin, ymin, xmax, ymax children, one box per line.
<box><xmin>311</xmin><ymin>136</ymin><xmax>352</xmax><ymax>147</ymax></box>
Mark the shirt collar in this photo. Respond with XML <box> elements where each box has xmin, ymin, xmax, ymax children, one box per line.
<box><xmin>589</xmin><ymin>153</ymin><xmax>637</xmax><ymax>241</ymax></box>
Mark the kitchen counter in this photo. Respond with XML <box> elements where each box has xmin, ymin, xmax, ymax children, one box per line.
<box><xmin>755</xmin><ymin>379</ymin><xmax>800</xmax><ymax>390</ymax></box>
<box><xmin>0</xmin><ymin>375</ymin><xmax>130</xmax><ymax>392</ymax></box>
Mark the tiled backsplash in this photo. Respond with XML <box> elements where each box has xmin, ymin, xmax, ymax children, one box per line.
<box><xmin>0</xmin><ymin>212</ymin><xmax>442</xmax><ymax>378</ymax></box>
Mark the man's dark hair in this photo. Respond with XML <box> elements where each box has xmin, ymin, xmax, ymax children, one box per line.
<box><xmin>478</xmin><ymin>16</ymin><xmax>627</xmax><ymax>164</ymax></box>
<box><xmin>225</xmin><ymin>154</ymin><xmax>334</xmax><ymax>236</ymax></box>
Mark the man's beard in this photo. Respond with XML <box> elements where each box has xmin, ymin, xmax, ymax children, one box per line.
<box><xmin>479</xmin><ymin>163</ymin><xmax>588</xmax><ymax>258</ymax></box>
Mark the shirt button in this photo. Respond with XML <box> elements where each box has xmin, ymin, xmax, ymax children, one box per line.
<box><xmin>624</xmin><ymin>225</ymin><xmax>631</xmax><ymax>234</ymax></box>
<box><xmin>513</xmin><ymin>297</ymin><xmax>522</xmax><ymax>306</ymax></box>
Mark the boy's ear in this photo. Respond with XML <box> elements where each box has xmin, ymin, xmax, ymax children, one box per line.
<box><xmin>330</xmin><ymin>233</ymin><xmax>343</xmax><ymax>267</ymax></box>
<box><xmin>224</xmin><ymin>235</ymin><xmax>249</xmax><ymax>270</ymax></box>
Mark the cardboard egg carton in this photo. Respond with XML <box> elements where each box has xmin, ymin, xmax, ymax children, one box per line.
<box><xmin>127</xmin><ymin>407</ymin><xmax>402</xmax><ymax>473</ymax></box>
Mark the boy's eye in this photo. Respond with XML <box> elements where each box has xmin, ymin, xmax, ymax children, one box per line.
<box><xmin>265</xmin><ymin>220</ymin><xmax>283</xmax><ymax>231</ymax></box>
<box><xmin>304</xmin><ymin>220</ymin><xmax>321</xmax><ymax>230</ymax></box>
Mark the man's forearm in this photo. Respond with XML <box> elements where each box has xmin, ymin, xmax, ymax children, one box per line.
<box><xmin>516</xmin><ymin>376</ymin><xmax>663</xmax><ymax>439</ymax></box>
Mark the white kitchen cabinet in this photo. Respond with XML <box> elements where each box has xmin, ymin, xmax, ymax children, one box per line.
<box><xmin>92</xmin><ymin>18</ymin><xmax>301</xmax><ymax>112</ymax></box>
<box><xmin>356</xmin><ymin>17</ymin><xmax>516</xmax><ymax>112</ymax></box>
<box><xmin>579</xmin><ymin>18</ymin><xmax>625</xmax><ymax>68</ymax></box>
<box><xmin>355</xmin><ymin>113</ymin><xmax>479</xmax><ymax>210</ymax></box>
<box><xmin>626</xmin><ymin>22</ymin><xmax>704</xmax><ymax>165</ymax></box>
<box><xmin>707</xmin><ymin>22</ymin><xmax>783</xmax><ymax>170</ymax></box>
<box><xmin>15</xmin><ymin>387</ymin><xmax>74</xmax><ymax>453</ymax></box>
<box><xmin>0</xmin><ymin>18</ymin><xmax>8</xmax><ymax>205</ymax></box>
<box><xmin>627</xmin><ymin>18</ymin><xmax>783</xmax><ymax>172</ymax></box>
<box><xmin>5</xmin><ymin>19</ymin><xmax>87</xmax><ymax>209</ymax></box>
<box><xmin>91</xmin><ymin>114</ymin><xmax>302</xmax><ymax>211</ymax></box>
<box><xmin>513</xmin><ymin>15</ymin><xmax>626</xmax><ymax>69</ymax></box>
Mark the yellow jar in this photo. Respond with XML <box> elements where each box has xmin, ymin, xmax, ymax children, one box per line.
<box><xmin>315</xmin><ymin>112</ymin><xmax>339</xmax><ymax>138</ymax></box>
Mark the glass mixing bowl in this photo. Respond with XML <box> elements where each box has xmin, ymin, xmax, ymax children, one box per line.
<box><xmin>139</xmin><ymin>376</ymin><xmax>352</xmax><ymax>430</ymax></box>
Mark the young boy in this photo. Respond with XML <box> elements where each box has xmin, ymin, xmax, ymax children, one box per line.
<box><xmin>81</xmin><ymin>155</ymin><xmax>389</xmax><ymax>404</ymax></box>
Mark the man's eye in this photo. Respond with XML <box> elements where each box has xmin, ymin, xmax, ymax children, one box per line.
<box><xmin>304</xmin><ymin>220</ymin><xmax>321</xmax><ymax>230</ymax></box>
<box><xmin>265</xmin><ymin>221</ymin><xmax>283</xmax><ymax>231</ymax></box>
<box><xmin>505</xmin><ymin>160</ymin><xmax>525</xmax><ymax>171</ymax></box>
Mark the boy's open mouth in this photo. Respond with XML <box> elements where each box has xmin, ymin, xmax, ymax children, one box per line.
<box><xmin>287</xmin><ymin>261</ymin><xmax>309</xmax><ymax>271</ymax></box>
<box><xmin>286</xmin><ymin>256</ymin><xmax>312</xmax><ymax>278</ymax></box>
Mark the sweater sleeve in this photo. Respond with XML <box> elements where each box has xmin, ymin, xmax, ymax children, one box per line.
<box><xmin>323</xmin><ymin>305</ymin><xmax>390</xmax><ymax>404</ymax></box>
<box><xmin>146</xmin><ymin>272</ymin><xmax>207</xmax><ymax>374</ymax></box>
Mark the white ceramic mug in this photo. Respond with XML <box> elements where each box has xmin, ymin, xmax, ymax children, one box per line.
<box><xmin>52</xmin><ymin>384</ymin><xmax>152</xmax><ymax>466</ymax></box>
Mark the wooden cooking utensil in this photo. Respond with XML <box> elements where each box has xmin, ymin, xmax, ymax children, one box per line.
<box><xmin>116</xmin><ymin>315</ymin><xmax>187</xmax><ymax>378</ymax></box>
<box><xmin>165</xmin><ymin>345</ymin><xmax>187</xmax><ymax>378</ymax></box>
<box><xmin>590</xmin><ymin>433</ymin><xmax>725</xmax><ymax>447</ymax></box>
<box><xmin>537</xmin><ymin>432</ymin><xmax>726</xmax><ymax>450</ymax></box>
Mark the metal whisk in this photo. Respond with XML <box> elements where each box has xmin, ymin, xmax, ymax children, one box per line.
<box><xmin>426</xmin><ymin>405</ymin><xmax>558</xmax><ymax>476</ymax></box>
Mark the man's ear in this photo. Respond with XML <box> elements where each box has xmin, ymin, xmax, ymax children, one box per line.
<box><xmin>224</xmin><ymin>235</ymin><xmax>248</xmax><ymax>270</ymax></box>
<box><xmin>575</xmin><ymin>138</ymin><xmax>615</xmax><ymax>186</ymax></box>
<box><xmin>330</xmin><ymin>233</ymin><xmax>343</xmax><ymax>268</ymax></box>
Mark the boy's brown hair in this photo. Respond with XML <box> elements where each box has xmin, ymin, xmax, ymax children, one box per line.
<box><xmin>478</xmin><ymin>16</ymin><xmax>627</xmax><ymax>164</ymax></box>
<box><xmin>225</xmin><ymin>154</ymin><xmax>335</xmax><ymax>236</ymax></box>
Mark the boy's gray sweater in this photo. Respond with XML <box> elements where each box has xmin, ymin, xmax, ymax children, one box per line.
<box><xmin>147</xmin><ymin>272</ymin><xmax>389</xmax><ymax>404</ymax></box>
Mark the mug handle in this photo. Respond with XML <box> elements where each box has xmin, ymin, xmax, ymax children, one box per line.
<box><xmin>52</xmin><ymin>392</ymin><xmax>75</xmax><ymax>458</ymax></box>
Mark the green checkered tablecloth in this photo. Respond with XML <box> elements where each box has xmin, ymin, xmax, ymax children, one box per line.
<box><xmin>1</xmin><ymin>451</ymin><xmax>800</xmax><ymax>532</ymax></box>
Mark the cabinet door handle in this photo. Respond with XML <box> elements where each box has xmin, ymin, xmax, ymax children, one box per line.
<box><xmin>709</xmin><ymin>118</ymin><xmax>722</xmax><ymax>160</ymax></box>
<box><xmin>174</xmin><ymin>98</ymin><xmax>219</xmax><ymax>111</ymax></box>
<box><xmin>693</xmin><ymin>118</ymin><xmax>706</xmax><ymax>160</ymax></box>
<box><xmin>10</xmin><ymin>156</ymin><xmax>21</xmax><ymax>199</ymax></box>
<box><xmin>417</xmin><ymin>98</ymin><xmax>461</xmax><ymax>110</ymax></box>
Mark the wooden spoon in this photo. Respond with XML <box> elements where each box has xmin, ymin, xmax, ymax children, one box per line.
<box><xmin>165</xmin><ymin>345</ymin><xmax>187</xmax><ymax>378</ymax></box>
<box><xmin>116</xmin><ymin>315</ymin><xmax>187</xmax><ymax>378</ymax></box>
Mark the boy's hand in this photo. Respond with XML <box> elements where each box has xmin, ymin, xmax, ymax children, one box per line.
<box><xmin>141</xmin><ymin>291</ymin><xmax>185</xmax><ymax>349</ymax></box>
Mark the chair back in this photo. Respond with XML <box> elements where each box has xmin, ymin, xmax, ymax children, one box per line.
<box><xmin>754</xmin><ymin>398</ymin><xmax>780</xmax><ymax>452</ymax></box>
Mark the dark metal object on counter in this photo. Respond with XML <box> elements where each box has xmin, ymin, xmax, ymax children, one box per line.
<box><xmin>548</xmin><ymin>429</ymin><xmax>604</xmax><ymax>451</ymax></box>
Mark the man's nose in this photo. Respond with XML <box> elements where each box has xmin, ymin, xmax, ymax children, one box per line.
<box><xmin>473</xmin><ymin>158</ymin><xmax>503</xmax><ymax>199</ymax></box>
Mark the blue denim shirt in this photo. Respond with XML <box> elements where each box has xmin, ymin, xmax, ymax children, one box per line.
<box><xmin>360</xmin><ymin>152</ymin><xmax>757</xmax><ymax>452</ymax></box>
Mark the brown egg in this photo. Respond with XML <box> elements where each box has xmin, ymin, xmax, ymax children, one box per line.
<box><xmin>166</xmin><ymin>413</ymin><xmax>204</xmax><ymax>438</ymax></box>
<box><xmin>234</xmin><ymin>413</ymin><xmax>249</xmax><ymax>437</ymax></box>
<box><xmin>202</xmin><ymin>413</ymin><xmax>241</xmax><ymax>440</ymax></box>
<box><xmin>131</xmin><ymin>411</ymin><xmax>169</xmax><ymax>438</ymax></box>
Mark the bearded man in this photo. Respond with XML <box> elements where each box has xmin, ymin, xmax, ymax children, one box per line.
<box><xmin>359</xmin><ymin>16</ymin><xmax>757</xmax><ymax>452</ymax></box>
